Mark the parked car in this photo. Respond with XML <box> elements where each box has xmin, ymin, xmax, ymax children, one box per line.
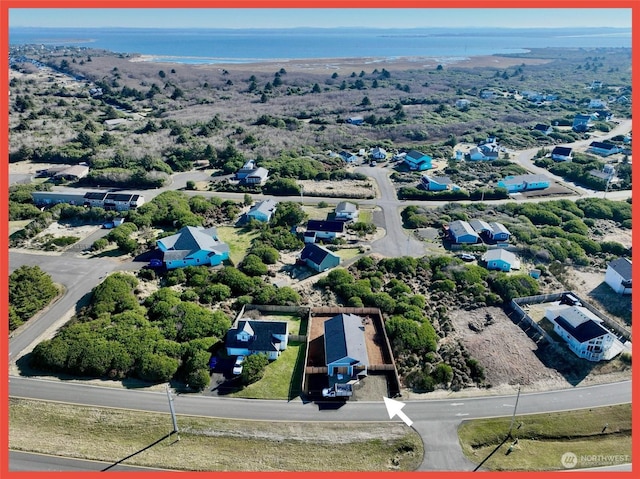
<box><xmin>232</xmin><ymin>355</ymin><xmax>245</xmax><ymax>375</ymax></box>
<box><xmin>148</xmin><ymin>259</ymin><xmax>163</xmax><ymax>268</ymax></box>
<box><xmin>208</xmin><ymin>356</ymin><xmax>218</xmax><ymax>369</ymax></box>
<box><xmin>370</xmin><ymin>161</ymin><xmax>377</xmax><ymax>167</ymax></box>
<box><xmin>458</xmin><ymin>253</ymin><xmax>475</xmax><ymax>262</ymax></box>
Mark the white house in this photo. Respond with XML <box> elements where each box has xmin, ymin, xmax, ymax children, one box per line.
<box><xmin>334</xmin><ymin>201</ymin><xmax>359</xmax><ymax>220</ymax></box>
<box><xmin>604</xmin><ymin>258</ymin><xmax>632</xmax><ymax>295</ymax></box>
<box><xmin>544</xmin><ymin>305</ymin><xmax>620</xmax><ymax>361</ymax></box>
<box><xmin>370</xmin><ymin>147</ymin><xmax>387</xmax><ymax>160</ymax></box>
<box><xmin>225</xmin><ymin>320</ymin><xmax>289</xmax><ymax>360</ymax></box>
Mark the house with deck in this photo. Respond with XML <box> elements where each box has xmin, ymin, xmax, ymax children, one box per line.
<box><xmin>305</xmin><ymin>219</ymin><xmax>346</xmax><ymax>242</ymax></box>
<box><xmin>404</xmin><ymin>150</ymin><xmax>433</xmax><ymax>171</ymax></box>
<box><xmin>335</xmin><ymin>201</ymin><xmax>359</xmax><ymax>220</ymax></box>
<box><xmin>156</xmin><ymin>226</ymin><xmax>230</xmax><ymax>269</ymax></box>
<box><xmin>299</xmin><ymin>243</ymin><xmax>341</xmax><ymax>272</ymax></box>
<box><xmin>544</xmin><ymin>305</ymin><xmax>619</xmax><ymax>361</ymax></box>
<box><xmin>225</xmin><ymin>320</ymin><xmax>289</xmax><ymax>360</ymax></box>
<box><xmin>605</xmin><ymin>258</ymin><xmax>632</xmax><ymax>295</ymax></box>
<box><xmin>324</xmin><ymin>313</ymin><xmax>369</xmax><ymax>382</ymax></box>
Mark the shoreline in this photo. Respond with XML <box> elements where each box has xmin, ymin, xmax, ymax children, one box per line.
<box><xmin>129</xmin><ymin>53</ymin><xmax>551</xmax><ymax>73</ymax></box>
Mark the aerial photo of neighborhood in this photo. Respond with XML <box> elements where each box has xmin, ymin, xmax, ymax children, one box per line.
<box><xmin>6</xmin><ymin>7</ymin><xmax>633</xmax><ymax>474</ymax></box>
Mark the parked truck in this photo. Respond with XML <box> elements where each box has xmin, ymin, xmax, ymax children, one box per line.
<box><xmin>321</xmin><ymin>383</ymin><xmax>353</xmax><ymax>398</ymax></box>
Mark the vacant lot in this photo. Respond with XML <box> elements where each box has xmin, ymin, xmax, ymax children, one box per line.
<box><xmin>10</xmin><ymin>398</ymin><xmax>422</xmax><ymax>471</ymax></box>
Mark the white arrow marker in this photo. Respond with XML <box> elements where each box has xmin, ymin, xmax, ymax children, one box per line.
<box><xmin>451</xmin><ymin>403</ymin><xmax>464</xmax><ymax>406</ymax></box>
<box><xmin>383</xmin><ymin>397</ymin><xmax>413</xmax><ymax>427</ymax></box>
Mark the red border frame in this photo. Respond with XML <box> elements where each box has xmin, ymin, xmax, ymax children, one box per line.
<box><xmin>1</xmin><ymin>1</ymin><xmax>637</xmax><ymax>479</ymax></box>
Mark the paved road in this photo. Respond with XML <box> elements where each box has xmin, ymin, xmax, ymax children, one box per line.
<box><xmin>8</xmin><ymin>252</ymin><xmax>123</xmax><ymax>361</ymax></box>
<box><xmin>9</xmin><ymin>450</ymin><xmax>174</xmax><ymax>472</ymax></box>
<box><xmin>9</xmin><ymin>376</ymin><xmax>631</xmax><ymax>471</ymax></box>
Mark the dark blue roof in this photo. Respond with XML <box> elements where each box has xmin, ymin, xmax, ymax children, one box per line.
<box><xmin>300</xmin><ymin>243</ymin><xmax>337</xmax><ymax>266</ymax></box>
<box><xmin>554</xmin><ymin>315</ymin><xmax>609</xmax><ymax>343</ymax></box>
<box><xmin>307</xmin><ymin>219</ymin><xmax>345</xmax><ymax>233</ymax></box>
<box><xmin>225</xmin><ymin>320</ymin><xmax>287</xmax><ymax>352</ymax></box>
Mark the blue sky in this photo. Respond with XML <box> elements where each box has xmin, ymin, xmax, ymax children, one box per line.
<box><xmin>9</xmin><ymin>8</ymin><xmax>632</xmax><ymax>29</ymax></box>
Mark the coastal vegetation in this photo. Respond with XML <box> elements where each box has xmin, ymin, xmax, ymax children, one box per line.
<box><xmin>9</xmin><ymin>265</ymin><xmax>59</xmax><ymax>332</ymax></box>
<box><xmin>9</xmin><ymin>45</ymin><xmax>631</xmax><ymax>192</ymax></box>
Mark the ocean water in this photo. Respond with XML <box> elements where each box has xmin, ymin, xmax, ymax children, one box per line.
<box><xmin>9</xmin><ymin>27</ymin><xmax>632</xmax><ymax>64</ymax></box>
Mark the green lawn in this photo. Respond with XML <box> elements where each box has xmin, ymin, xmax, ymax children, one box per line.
<box><xmin>228</xmin><ymin>341</ymin><xmax>305</xmax><ymax>400</ymax></box>
<box><xmin>358</xmin><ymin>209</ymin><xmax>373</xmax><ymax>223</ymax></box>
<box><xmin>215</xmin><ymin>226</ymin><xmax>259</xmax><ymax>265</ymax></box>
<box><xmin>458</xmin><ymin>404</ymin><xmax>631</xmax><ymax>471</ymax></box>
<box><xmin>336</xmin><ymin>248</ymin><xmax>362</xmax><ymax>261</ymax></box>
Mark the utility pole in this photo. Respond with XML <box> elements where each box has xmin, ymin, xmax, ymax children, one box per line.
<box><xmin>508</xmin><ymin>386</ymin><xmax>521</xmax><ymax>437</ymax></box>
<box><xmin>166</xmin><ymin>386</ymin><xmax>179</xmax><ymax>440</ymax></box>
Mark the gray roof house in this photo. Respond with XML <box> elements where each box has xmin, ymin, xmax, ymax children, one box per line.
<box><xmin>604</xmin><ymin>258</ymin><xmax>632</xmax><ymax>295</ymax></box>
<box><xmin>448</xmin><ymin>220</ymin><xmax>480</xmax><ymax>244</ymax></box>
<box><xmin>324</xmin><ymin>313</ymin><xmax>369</xmax><ymax>381</ymax></box>
<box><xmin>157</xmin><ymin>226</ymin><xmax>230</xmax><ymax>269</ymax></box>
<box><xmin>247</xmin><ymin>199</ymin><xmax>277</xmax><ymax>223</ymax></box>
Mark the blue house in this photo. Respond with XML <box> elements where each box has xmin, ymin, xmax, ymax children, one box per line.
<box><xmin>533</xmin><ymin>124</ymin><xmax>553</xmax><ymax>135</ymax></box>
<box><xmin>299</xmin><ymin>243</ymin><xmax>341</xmax><ymax>272</ymax></box>
<box><xmin>469</xmin><ymin>219</ymin><xmax>492</xmax><ymax>235</ymax></box>
<box><xmin>404</xmin><ymin>150</ymin><xmax>433</xmax><ymax>171</ymax></box>
<box><xmin>448</xmin><ymin>220</ymin><xmax>480</xmax><ymax>244</ymax></box>
<box><xmin>225</xmin><ymin>320</ymin><xmax>289</xmax><ymax>361</ymax></box>
<box><xmin>421</xmin><ymin>175</ymin><xmax>459</xmax><ymax>191</ymax></box>
<box><xmin>247</xmin><ymin>199</ymin><xmax>277</xmax><ymax>223</ymax></box>
<box><xmin>157</xmin><ymin>226</ymin><xmax>230</xmax><ymax>269</ymax></box>
<box><xmin>482</xmin><ymin>249</ymin><xmax>519</xmax><ymax>272</ymax></box>
<box><xmin>497</xmin><ymin>174</ymin><xmax>550</xmax><ymax>193</ymax></box>
<box><xmin>339</xmin><ymin>151</ymin><xmax>358</xmax><ymax>163</ymax></box>
<box><xmin>324</xmin><ymin>313</ymin><xmax>369</xmax><ymax>381</ymax></box>
<box><xmin>489</xmin><ymin>222</ymin><xmax>511</xmax><ymax>241</ymax></box>
<box><xmin>572</xmin><ymin>114</ymin><xmax>593</xmax><ymax>132</ymax></box>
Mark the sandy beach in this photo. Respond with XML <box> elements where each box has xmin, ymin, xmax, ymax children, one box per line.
<box><xmin>130</xmin><ymin>54</ymin><xmax>551</xmax><ymax>74</ymax></box>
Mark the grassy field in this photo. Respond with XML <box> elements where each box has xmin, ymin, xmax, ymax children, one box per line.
<box><xmin>9</xmin><ymin>220</ymin><xmax>32</xmax><ymax>236</ymax></box>
<box><xmin>228</xmin><ymin>341</ymin><xmax>305</xmax><ymax>400</ymax></box>
<box><xmin>458</xmin><ymin>404</ymin><xmax>631</xmax><ymax>471</ymax></box>
<box><xmin>9</xmin><ymin>398</ymin><xmax>422</xmax><ymax>471</ymax></box>
<box><xmin>215</xmin><ymin>226</ymin><xmax>259</xmax><ymax>265</ymax></box>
